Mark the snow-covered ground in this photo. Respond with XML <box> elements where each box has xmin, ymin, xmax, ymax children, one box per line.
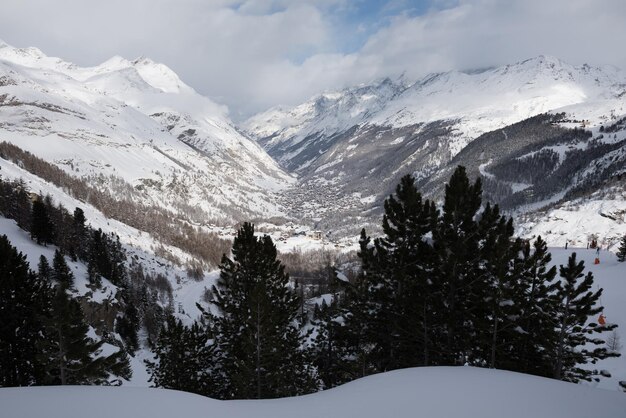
<box><xmin>517</xmin><ymin>188</ymin><xmax>626</xmax><ymax>253</ymax></box>
<box><xmin>548</xmin><ymin>247</ymin><xmax>626</xmax><ymax>391</ymax></box>
<box><xmin>2</xmin><ymin>366</ymin><xmax>625</xmax><ymax>418</ymax></box>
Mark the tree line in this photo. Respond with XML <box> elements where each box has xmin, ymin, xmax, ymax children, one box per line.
<box><xmin>147</xmin><ymin>166</ymin><xmax>619</xmax><ymax>399</ymax></box>
<box><xmin>0</xmin><ymin>235</ymin><xmax>131</xmax><ymax>386</ymax></box>
<box><xmin>0</xmin><ymin>141</ymin><xmax>231</xmax><ymax>268</ymax></box>
<box><xmin>0</xmin><ymin>176</ymin><xmax>177</xmax><ymax>385</ymax></box>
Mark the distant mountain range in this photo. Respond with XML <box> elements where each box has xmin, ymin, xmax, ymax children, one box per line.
<box><xmin>245</xmin><ymin>56</ymin><xmax>626</xmax><ymax>244</ymax></box>
<box><xmin>1</xmin><ymin>40</ymin><xmax>624</xmax><ymax>250</ymax></box>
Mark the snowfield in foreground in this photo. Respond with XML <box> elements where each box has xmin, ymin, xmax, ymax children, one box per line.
<box><xmin>2</xmin><ymin>367</ymin><xmax>625</xmax><ymax>418</ymax></box>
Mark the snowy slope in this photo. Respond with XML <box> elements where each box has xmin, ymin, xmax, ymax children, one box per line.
<box><xmin>547</xmin><ymin>247</ymin><xmax>626</xmax><ymax>392</ymax></box>
<box><xmin>247</xmin><ymin>56</ymin><xmax>626</xmax><ymax>163</ymax></box>
<box><xmin>2</xmin><ymin>367</ymin><xmax>625</xmax><ymax>418</ymax></box>
<box><xmin>245</xmin><ymin>77</ymin><xmax>407</xmax><ymax>170</ymax></box>
<box><xmin>0</xmin><ymin>40</ymin><xmax>293</xmax><ymax>224</ymax></box>
<box><xmin>518</xmin><ymin>186</ymin><xmax>626</xmax><ymax>253</ymax></box>
<box><xmin>372</xmin><ymin>56</ymin><xmax>625</xmax><ymax>146</ymax></box>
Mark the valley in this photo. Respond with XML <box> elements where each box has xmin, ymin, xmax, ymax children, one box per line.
<box><xmin>0</xmin><ymin>38</ymin><xmax>625</xmax><ymax>402</ymax></box>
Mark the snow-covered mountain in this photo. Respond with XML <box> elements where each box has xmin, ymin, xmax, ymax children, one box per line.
<box><xmin>245</xmin><ymin>56</ymin><xmax>626</xmax><ymax>237</ymax></box>
<box><xmin>246</xmin><ymin>56</ymin><xmax>625</xmax><ymax>166</ymax></box>
<box><xmin>2</xmin><ymin>41</ymin><xmax>624</xmax><ymax>247</ymax></box>
<box><xmin>0</xmin><ymin>40</ymin><xmax>293</xmax><ymax>225</ymax></box>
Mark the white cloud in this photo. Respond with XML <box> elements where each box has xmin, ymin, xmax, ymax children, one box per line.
<box><xmin>1</xmin><ymin>0</ymin><xmax>625</xmax><ymax>119</ymax></box>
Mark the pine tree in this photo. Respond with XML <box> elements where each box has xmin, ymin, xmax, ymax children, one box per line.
<box><xmin>432</xmin><ymin>166</ymin><xmax>483</xmax><ymax>365</ymax></box>
<box><xmin>116</xmin><ymin>301</ymin><xmax>140</xmax><ymax>353</ymax></box>
<box><xmin>552</xmin><ymin>252</ymin><xmax>620</xmax><ymax>382</ymax></box>
<box><xmin>38</xmin><ymin>255</ymin><xmax>52</xmax><ymax>281</ymax></box>
<box><xmin>68</xmin><ymin>207</ymin><xmax>88</xmax><ymax>261</ymax></box>
<box><xmin>207</xmin><ymin>222</ymin><xmax>316</xmax><ymax>399</ymax></box>
<box><xmin>0</xmin><ymin>235</ymin><xmax>51</xmax><ymax>386</ymax></box>
<box><xmin>52</xmin><ymin>250</ymin><xmax>74</xmax><ymax>289</ymax></box>
<box><xmin>514</xmin><ymin>236</ymin><xmax>559</xmax><ymax>376</ymax></box>
<box><xmin>31</xmin><ymin>197</ymin><xmax>54</xmax><ymax>245</ymax></box>
<box><xmin>40</xmin><ymin>283</ymin><xmax>131</xmax><ymax>385</ymax></box>
<box><xmin>87</xmin><ymin>229</ymin><xmax>127</xmax><ymax>288</ymax></box>
<box><xmin>617</xmin><ymin>235</ymin><xmax>626</xmax><ymax>262</ymax></box>
<box><xmin>358</xmin><ymin>174</ymin><xmax>439</xmax><ymax>370</ymax></box>
<box><xmin>310</xmin><ymin>267</ymin><xmax>353</xmax><ymax>389</ymax></box>
<box><xmin>476</xmin><ymin>203</ymin><xmax>521</xmax><ymax>369</ymax></box>
<box><xmin>336</xmin><ymin>231</ymin><xmax>377</xmax><ymax>380</ymax></box>
<box><xmin>146</xmin><ymin>316</ymin><xmax>215</xmax><ymax>396</ymax></box>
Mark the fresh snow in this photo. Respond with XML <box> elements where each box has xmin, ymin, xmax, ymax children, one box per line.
<box><xmin>2</xmin><ymin>367</ymin><xmax>625</xmax><ymax>418</ymax></box>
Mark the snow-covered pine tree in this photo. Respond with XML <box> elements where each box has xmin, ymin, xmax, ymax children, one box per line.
<box><xmin>335</xmin><ymin>230</ymin><xmax>377</xmax><ymax>380</ymax></box>
<box><xmin>0</xmin><ymin>235</ymin><xmax>52</xmax><ymax>386</ymax></box>
<box><xmin>617</xmin><ymin>235</ymin><xmax>626</xmax><ymax>262</ymax></box>
<box><xmin>552</xmin><ymin>252</ymin><xmax>620</xmax><ymax>382</ymax></box>
<box><xmin>40</xmin><ymin>265</ymin><xmax>131</xmax><ymax>385</ymax></box>
<box><xmin>207</xmin><ymin>222</ymin><xmax>316</xmax><ymax>399</ymax></box>
<box><xmin>475</xmin><ymin>202</ymin><xmax>521</xmax><ymax>369</ymax></box>
<box><xmin>145</xmin><ymin>316</ymin><xmax>214</xmax><ymax>396</ymax></box>
<box><xmin>310</xmin><ymin>266</ymin><xmax>354</xmax><ymax>389</ymax></box>
<box><xmin>514</xmin><ymin>236</ymin><xmax>559</xmax><ymax>377</ymax></box>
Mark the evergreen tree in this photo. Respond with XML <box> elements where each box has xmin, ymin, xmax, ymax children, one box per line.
<box><xmin>0</xmin><ymin>235</ymin><xmax>51</xmax><ymax>386</ymax></box>
<box><xmin>357</xmin><ymin>174</ymin><xmax>439</xmax><ymax>371</ymax></box>
<box><xmin>87</xmin><ymin>229</ymin><xmax>127</xmax><ymax>288</ymax></box>
<box><xmin>146</xmin><ymin>316</ymin><xmax>214</xmax><ymax>396</ymax></box>
<box><xmin>40</xmin><ymin>283</ymin><xmax>131</xmax><ymax>385</ymax></box>
<box><xmin>432</xmin><ymin>166</ymin><xmax>483</xmax><ymax>365</ymax></box>
<box><xmin>207</xmin><ymin>222</ymin><xmax>316</xmax><ymax>399</ymax></box>
<box><xmin>336</xmin><ymin>231</ymin><xmax>377</xmax><ymax>380</ymax></box>
<box><xmin>52</xmin><ymin>250</ymin><xmax>74</xmax><ymax>289</ymax></box>
<box><xmin>116</xmin><ymin>301</ymin><xmax>140</xmax><ymax>353</ymax></box>
<box><xmin>617</xmin><ymin>235</ymin><xmax>626</xmax><ymax>262</ymax></box>
<box><xmin>476</xmin><ymin>203</ymin><xmax>520</xmax><ymax>369</ymax></box>
<box><xmin>38</xmin><ymin>254</ymin><xmax>52</xmax><ymax>281</ymax></box>
<box><xmin>514</xmin><ymin>236</ymin><xmax>559</xmax><ymax>376</ymax></box>
<box><xmin>30</xmin><ymin>197</ymin><xmax>54</xmax><ymax>245</ymax></box>
<box><xmin>68</xmin><ymin>207</ymin><xmax>88</xmax><ymax>261</ymax></box>
<box><xmin>310</xmin><ymin>268</ymin><xmax>353</xmax><ymax>389</ymax></box>
<box><xmin>552</xmin><ymin>253</ymin><xmax>620</xmax><ymax>382</ymax></box>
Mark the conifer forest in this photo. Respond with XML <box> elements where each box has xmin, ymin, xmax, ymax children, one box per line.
<box><xmin>1</xmin><ymin>166</ymin><xmax>620</xmax><ymax>399</ymax></box>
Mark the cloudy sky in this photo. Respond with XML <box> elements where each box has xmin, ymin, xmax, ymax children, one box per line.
<box><xmin>1</xmin><ymin>0</ymin><xmax>626</xmax><ymax>120</ymax></box>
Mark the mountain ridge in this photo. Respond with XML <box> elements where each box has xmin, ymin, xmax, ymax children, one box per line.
<box><xmin>0</xmin><ymin>39</ymin><xmax>294</xmax><ymax>226</ymax></box>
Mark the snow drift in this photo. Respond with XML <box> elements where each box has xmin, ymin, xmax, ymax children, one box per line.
<box><xmin>2</xmin><ymin>367</ymin><xmax>625</xmax><ymax>418</ymax></box>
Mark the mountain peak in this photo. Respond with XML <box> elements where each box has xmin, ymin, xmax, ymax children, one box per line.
<box><xmin>97</xmin><ymin>55</ymin><xmax>133</xmax><ymax>72</ymax></box>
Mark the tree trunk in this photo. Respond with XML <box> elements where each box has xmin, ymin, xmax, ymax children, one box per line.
<box><xmin>554</xmin><ymin>300</ymin><xmax>570</xmax><ymax>380</ymax></box>
<box><xmin>58</xmin><ymin>328</ymin><xmax>66</xmax><ymax>385</ymax></box>
<box><xmin>256</xmin><ymin>299</ymin><xmax>261</xmax><ymax>399</ymax></box>
<box><xmin>490</xmin><ymin>307</ymin><xmax>498</xmax><ymax>368</ymax></box>
<box><xmin>423</xmin><ymin>302</ymin><xmax>429</xmax><ymax>366</ymax></box>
